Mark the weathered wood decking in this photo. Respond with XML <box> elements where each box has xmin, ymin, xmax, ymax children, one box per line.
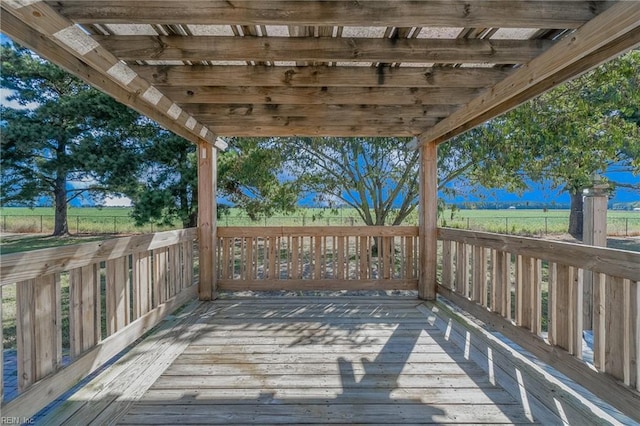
<box><xmin>36</xmin><ymin>297</ymin><xmax>545</xmax><ymax>425</ymax></box>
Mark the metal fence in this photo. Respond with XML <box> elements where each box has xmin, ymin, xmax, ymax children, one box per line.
<box><xmin>1</xmin><ymin>214</ymin><xmax>639</xmax><ymax>236</ymax></box>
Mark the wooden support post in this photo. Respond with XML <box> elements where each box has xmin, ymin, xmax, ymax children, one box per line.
<box><xmin>583</xmin><ymin>183</ymin><xmax>609</xmax><ymax>330</ymax></box>
<box><xmin>419</xmin><ymin>142</ymin><xmax>437</xmax><ymax>300</ymax></box>
<box><xmin>197</xmin><ymin>141</ymin><xmax>217</xmax><ymax>300</ymax></box>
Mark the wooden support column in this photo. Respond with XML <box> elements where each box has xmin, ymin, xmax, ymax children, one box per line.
<box><xmin>583</xmin><ymin>183</ymin><xmax>609</xmax><ymax>330</ymax></box>
<box><xmin>197</xmin><ymin>141</ymin><xmax>217</xmax><ymax>300</ymax></box>
<box><xmin>419</xmin><ymin>142</ymin><xmax>438</xmax><ymax>300</ymax></box>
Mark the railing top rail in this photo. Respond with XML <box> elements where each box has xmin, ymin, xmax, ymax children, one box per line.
<box><xmin>0</xmin><ymin>228</ymin><xmax>197</xmax><ymax>286</ymax></box>
<box><xmin>438</xmin><ymin>227</ymin><xmax>640</xmax><ymax>281</ymax></box>
<box><xmin>217</xmin><ymin>225</ymin><xmax>419</xmax><ymax>238</ymax></box>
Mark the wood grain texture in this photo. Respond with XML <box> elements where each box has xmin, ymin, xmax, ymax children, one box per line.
<box><xmin>96</xmin><ymin>35</ymin><xmax>549</xmax><ymax>63</ymax></box>
<box><xmin>197</xmin><ymin>141</ymin><xmax>216</xmax><ymax>300</ymax></box>
<box><xmin>51</xmin><ymin>1</ymin><xmax>612</xmax><ymax>28</ymax></box>
<box><xmin>438</xmin><ymin>285</ymin><xmax>640</xmax><ymax>423</ymax></box>
<box><xmin>437</xmin><ymin>228</ymin><xmax>640</xmax><ymax>281</ymax></box>
<box><xmin>135</xmin><ymin>65</ymin><xmax>510</xmax><ymax>88</ymax></box>
<box><xmin>1</xmin><ymin>228</ymin><xmax>197</xmax><ymax>286</ymax></box>
<box><xmin>161</xmin><ymin>86</ymin><xmax>480</xmax><ymax>105</ymax></box>
<box><xmin>42</xmin><ymin>297</ymin><xmax>543</xmax><ymax>425</ymax></box>
<box><xmin>3</xmin><ymin>286</ymin><xmax>198</xmax><ymax>420</ymax></box>
<box><xmin>206</xmin><ymin>125</ymin><xmax>426</xmax><ymax>137</ymax></box>
<box><xmin>418</xmin><ymin>142</ymin><xmax>437</xmax><ymax>300</ymax></box>
<box><xmin>217</xmin><ymin>226</ymin><xmax>419</xmax><ymax>291</ymax></box>
<box><xmin>189</xmin><ymin>104</ymin><xmax>459</xmax><ymax>120</ymax></box>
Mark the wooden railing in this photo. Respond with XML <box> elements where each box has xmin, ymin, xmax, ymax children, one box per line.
<box><xmin>217</xmin><ymin>226</ymin><xmax>419</xmax><ymax>291</ymax></box>
<box><xmin>437</xmin><ymin>227</ymin><xmax>640</xmax><ymax>418</ymax></box>
<box><xmin>0</xmin><ymin>228</ymin><xmax>198</xmax><ymax>418</ymax></box>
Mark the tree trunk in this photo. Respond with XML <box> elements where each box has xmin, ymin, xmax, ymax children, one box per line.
<box><xmin>568</xmin><ymin>190</ymin><xmax>583</xmax><ymax>240</ymax></box>
<box><xmin>53</xmin><ymin>175</ymin><xmax>69</xmax><ymax>236</ymax></box>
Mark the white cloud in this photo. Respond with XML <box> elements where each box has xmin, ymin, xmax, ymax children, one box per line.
<box><xmin>101</xmin><ymin>195</ymin><xmax>132</xmax><ymax>207</ymax></box>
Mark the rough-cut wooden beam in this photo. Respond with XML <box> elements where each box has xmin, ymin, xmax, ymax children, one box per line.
<box><xmin>188</xmin><ymin>104</ymin><xmax>458</xmax><ymax>120</ymax></box>
<box><xmin>209</xmin><ymin>125</ymin><xmax>424</xmax><ymax>137</ymax></box>
<box><xmin>96</xmin><ymin>36</ymin><xmax>550</xmax><ymax>64</ymax></box>
<box><xmin>197</xmin><ymin>141</ymin><xmax>216</xmax><ymax>301</ymax></box>
<box><xmin>133</xmin><ymin>65</ymin><xmax>512</xmax><ymax>88</ymax></box>
<box><xmin>417</xmin><ymin>1</ymin><xmax>640</xmax><ymax>147</ymax></box>
<box><xmin>162</xmin><ymin>87</ymin><xmax>481</xmax><ymax>105</ymax></box>
<box><xmin>418</xmin><ymin>142</ymin><xmax>438</xmax><ymax>300</ymax></box>
<box><xmin>0</xmin><ymin>2</ymin><xmax>223</xmax><ymax>149</ymax></box>
<box><xmin>50</xmin><ymin>0</ymin><xmax>613</xmax><ymax>29</ymax></box>
<box><xmin>199</xmin><ymin>116</ymin><xmax>438</xmax><ymax>129</ymax></box>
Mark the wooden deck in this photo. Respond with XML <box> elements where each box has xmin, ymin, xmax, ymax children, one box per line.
<box><xmin>37</xmin><ymin>296</ymin><xmax>635</xmax><ymax>425</ymax></box>
<box><xmin>37</xmin><ymin>297</ymin><xmax>541</xmax><ymax>425</ymax></box>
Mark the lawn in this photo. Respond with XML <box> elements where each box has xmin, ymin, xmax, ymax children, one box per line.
<box><xmin>2</xmin><ymin>206</ymin><xmax>639</xmax><ymax>236</ymax></box>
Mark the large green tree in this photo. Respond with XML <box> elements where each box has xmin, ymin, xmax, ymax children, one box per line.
<box><xmin>128</xmin><ymin>136</ymin><xmax>299</xmax><ymax>227</ymax></box>
<box><xmin>269</xmin><ymin>132</ymin><xmax>524</xmax><ymax>226</ymax></box>
<box><xmin>495</xmin><ymin>50</ymin><xmax>640</xmax><ymax>238</ymax></box>
<box><xmin>1</xmin><ymin>43</ymin><xmax>145</xmax><ymax>235</ymax></box>
<box><xmin>128</xmin><ymin>131</ymin><xmax>198</xmax><ymax>228</ymax></box>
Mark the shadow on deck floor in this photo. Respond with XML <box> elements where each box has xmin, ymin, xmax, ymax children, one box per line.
<box><xmin>34</xmin><ymin>296</ymin><xmax>630</xmax><ymax>425</ymax></box>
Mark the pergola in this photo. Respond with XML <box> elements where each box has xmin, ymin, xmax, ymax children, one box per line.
<box><xmin>3</xmin><ymin>0</ymin><xmax>639</xmax><ymax>300</ymax></box>
<box><xmin>2</xmin><ymin>1</ymin><xmax>640</xmax><ymax>422</ymax></box>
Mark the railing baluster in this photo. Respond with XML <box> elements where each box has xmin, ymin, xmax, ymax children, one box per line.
<box><xmin>106</xmin><ymin>257</ymin><xmax>129</xmax><ymax>335</ymax></box>
<box><xmin>337</xmin><ymin>236</ymin><xmax>345</xmax><ymax>280</ymax></box>
<box><xmin>314</xmin><ymin>235</ymin><xmax>322</xmax><ymax>279</ymax></box>
<box><xmin>605</xmin><ymin>275</ymin><xmax>626</xmax><ymax>379</ymax></box>
<box><xmin>441</xmin><ymin>240</ymin><xmax>453</xmax><ymax>289</ymax></box>
<box><xmin>16</xmin><ymin>275</ymin><xmax>61</xmax><ymax>390</ymax></box>
<box><xmin>455</xmin><ymin>242</ymin><xmax>468</xmax><ymax>297</ymax></box>
<box><xmin>69</xmin><ymin>265</ymin><xmax>100</xmax><ymax>357</ymax></box>
<box><xmin>16</xmin><ymin>279</ymin><xmax>35</xmax><ymax>391</ymax></box>
<box><xmin>471</xmin><ymin>245</ymin><xmax>486</xmax><ymax>303</ymax></box>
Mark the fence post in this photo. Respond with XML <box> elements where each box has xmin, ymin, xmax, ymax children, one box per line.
<box><xmin>545</xmin><ymin>217</ymin><xmax>548</xmax><ymax>234</ymax></box>
<box><xmin>113</xmin><ymin>216</ymin><xmax>117</xmax><ymax>233</ymax></box>
<box><xmin>3</xmin><ymin>215</ymin><xmax>6</xmax><ymax>231</ymax></box>
<box><xmin>466</xmin><ymin>217</ymin><xmax>470</xmax><ymax>229</ymax></box>
<box><xmin>76</xmin><ymin>216</ymin><xmax>80</xmax><ymax>234</ymax></box>
<box><xmin>626</xmin><ymin>218</ymin><xmax>629</xmax><ymax>236</ymax></box>
<box><xmin>40</xmin><ymin>215</ymin><xmax>43</xmax><ymax>233</ymax></box>
<box><xmin>505</xmin><ymin>218</ymin><xmax>509</xmax><ymax>234</ymax></box>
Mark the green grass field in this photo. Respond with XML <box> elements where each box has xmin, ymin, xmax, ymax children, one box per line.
<box><xmin>2</xmin><ymin>206</ymin><xmax>638</xmax><ymax>237</ymax></box>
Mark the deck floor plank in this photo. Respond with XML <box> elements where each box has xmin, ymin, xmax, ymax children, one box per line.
<box><xmin>112</xmin><ymin>297</ymin><xmax>537</xmax><ymax>425</ymax></box>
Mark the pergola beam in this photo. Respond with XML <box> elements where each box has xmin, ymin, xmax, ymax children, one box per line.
<box><xmin>49</xmin><ymin>0</ymin><xmax>613</xmax><ymax>28</ymax></box>
<box><xmin>162</xmin><ymin>87</ymin><xmax>480</xmax><ymax>105</ymax></box>
<box><xmin>133</xmin><ymin>65</ymin><xmax>511</xmax><ymax>89</ymax></box>
<box><xmin>189</xmin><ymin>104</ymin><xmax>458</xmax><ymax>119</ymax></box>
<box><xmin>208</xmin><ymin>125</ymin><xmax>425</xmax><ymax>137</ymax></box>
<box><xmin>96</xmin><ymin>36</ymin><xmax>550</xmax><ymax>64</ymax></box>
<box><xmin>417</xmin><ymin>1</ymin><xmax>640</xmax><ymax>147</ymax></box>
